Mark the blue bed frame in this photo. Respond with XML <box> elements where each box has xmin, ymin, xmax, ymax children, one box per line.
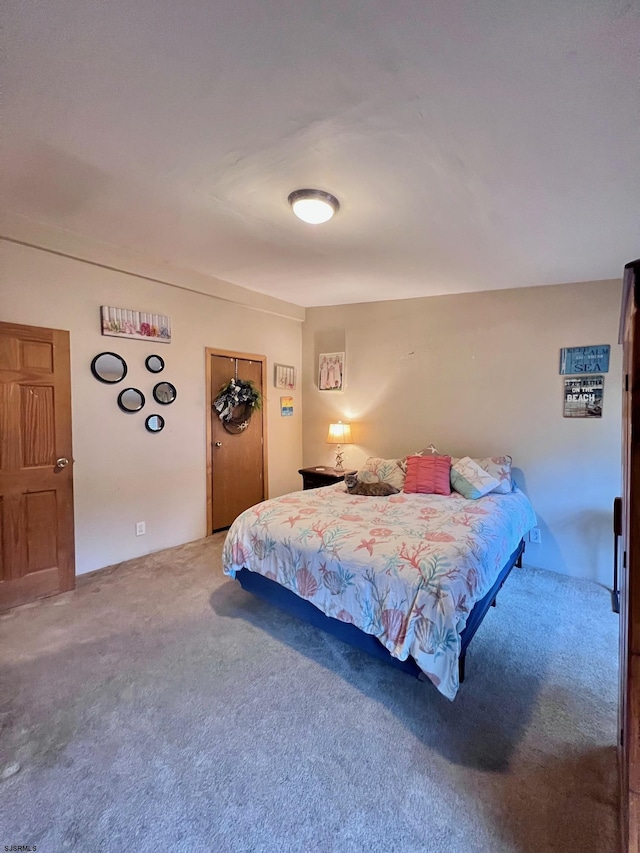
<box><xmin>235</xmin><ymin>538</ymin><xmax>525</xmax><ymax>687</ymax></box>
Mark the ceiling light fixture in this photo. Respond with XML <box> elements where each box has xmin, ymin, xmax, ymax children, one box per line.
<box><xmin>288</xmin><ymin>189</ymin><xmax>340</xmax><ymax>224</ymax></box>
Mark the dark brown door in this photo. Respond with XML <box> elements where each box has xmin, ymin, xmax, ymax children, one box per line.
<box><xmin>210</xmin><ymin>353</ymin><xmax>265</xmax><ymax>531</ymax></box>
<box><xmin>620</xmin><ymin>261</ymin><xmax>640</xmax><ymax>853</ymax></box>
<box><xmin>0</xmin><ymin>322</ymin><xmax>75</xmax><ymax>611</ymax></box>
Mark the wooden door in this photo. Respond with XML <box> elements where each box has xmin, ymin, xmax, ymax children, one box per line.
<box><xmin>207</xmin><ymin>351</ymin><xmax>267</xmax><ymax>531</ymax></box>
<box><xmin>620</xmin><ymin>259</ymin><xmax>640</xmax><ymax>852</ymax></box>
<box><xmin>0</xmin><ymin>322</ymin><xmax>75</xmax><ymax>611</ymax></box>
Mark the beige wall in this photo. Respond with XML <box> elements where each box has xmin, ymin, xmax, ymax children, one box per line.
<box><xmin>1</xmin><ymin>239</ymin><xmax>622</xmax><ymax>586</ymax></box>
<box><xmin>302</xmin><ymin>280</ymin><xmax>622</xmax><ymax>584</ymax></box>
<box><xmin>1</xmin><ymin>241</ymin><xmax>303</xmax><ymax>574</ymax></box>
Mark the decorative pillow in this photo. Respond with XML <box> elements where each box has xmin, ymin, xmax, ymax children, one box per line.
<box><xmin>414</xmin><ymin>444</ymin><xmax>440</xmax><ymax>457</ymax></box>
<box><xmin>450</xmin><ymin>455</ymin><xmax>513</xmax><ymax>494</ymax></box>
<box><xmin>450</xmin><ymin>457</ymin><xmax>500</xmax><ymax>500</ymax></box>
<box><xmin>345</xmin><ymin>473</ymin><xmax>399</xmax><ymax>496</ymax></box>
<box><xmin>360</xmin><ymin>457</ymin><xmax>406</xmax><ymax>491</ymax></box>
<box><xmin>403</xmin><ymin>455</ymin><xmax>452</xmax><ymax>496</ymax></box>
<box><xmin>356</xmin><ymin>469</ymin><xmax>380</xmax><ymax>485</ymax></box>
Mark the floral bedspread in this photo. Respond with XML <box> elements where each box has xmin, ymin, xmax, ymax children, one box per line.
<box><xmin>223</xmin><ymin>484</ymin><xmax>536</xmax><ymax>699</ymax></box>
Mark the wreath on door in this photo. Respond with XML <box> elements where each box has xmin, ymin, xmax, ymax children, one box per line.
<box><xmin>213</xmin><ymin>378</ymin><xmax>262</xmax><ymax>434</ymax></box>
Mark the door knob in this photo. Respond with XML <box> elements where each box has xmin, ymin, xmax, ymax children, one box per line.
<box><xmin>215</xmin><ymin>442</ymin><xmax>222</xmax><ymax>447</ymax></box>
<box><xmin>56</xmin><ymin>457</ymin><xmax>69</xmax><ymax>468</ymax></box>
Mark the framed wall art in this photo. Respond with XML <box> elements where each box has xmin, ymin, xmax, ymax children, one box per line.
<box><xmin>318</xmin><ymin>352</ymin><xmax>345</xmax><ymax>391</ymax></box>
<box><xmin>101</xmin><ymin>306</ymin><xmax>172</xmax><ymax>343</ymax></box>
<box><xmin>274</xmin><ymin>363</ymin><xmax>296</xmax><ymax>390</ymax></box>
<box><xmin>559</xmin><ymin>345</ymin><xmax>610</xmax><ymax>375</ymax></box>
<box><xmin>563</xmin><ymin>375</ymin><xmax>604</xmax><ymax>418</ymax></box>
<box><xmin>280</xmin><ymin>396</ymin><xmax>294</xmax><ymax>417</ymax></box>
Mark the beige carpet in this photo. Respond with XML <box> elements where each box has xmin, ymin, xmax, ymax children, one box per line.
<box><xmin>0</xmin><ymin>534</ymin><xmax>620</xmax><ymax>852</ymax></box>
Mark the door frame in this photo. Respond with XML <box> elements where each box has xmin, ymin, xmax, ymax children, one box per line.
<box><xmin>205</xmin><ymin>347</ymin><xmax>269</xmax><ymax>536</ymax></box>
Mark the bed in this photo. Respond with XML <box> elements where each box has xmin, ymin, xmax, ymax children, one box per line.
<box><xmin>223</xmin><ymin>478</ymin><xmax>536</xmax><ymax>700</ymax></box>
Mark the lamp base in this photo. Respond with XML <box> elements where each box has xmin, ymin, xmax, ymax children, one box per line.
<box><xmin>334</xmin><ymin>446</ymin><xmax>345</xmax><ymax>471</ymax></box>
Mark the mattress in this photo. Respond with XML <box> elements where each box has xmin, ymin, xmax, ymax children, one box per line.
<box><xmin>223</xmin><ymin>482</ymin><xmax>536</xmax><ymax>699</ymax></box>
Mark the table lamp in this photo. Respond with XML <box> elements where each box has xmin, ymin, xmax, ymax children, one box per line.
<box><xmin>326</xmin><ymin>421</ymin><xmax>352</xmax><ymax>471</ymax></box>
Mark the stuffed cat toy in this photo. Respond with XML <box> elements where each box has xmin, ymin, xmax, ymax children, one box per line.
<box><xmin>344</xmin><ymin>473</ymin><xmax>399</xmax><ymax>496</ymax></box>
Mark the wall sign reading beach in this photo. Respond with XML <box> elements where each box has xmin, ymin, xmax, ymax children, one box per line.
<box><xmin>563</xmin><ymin>376</ymin><xmax>604</xmax><ymax>418</ymax></box>
<box><xmin>101</xmin><ymin>306</ymin><xmax>172</xmax><ymax>343</ymax></box>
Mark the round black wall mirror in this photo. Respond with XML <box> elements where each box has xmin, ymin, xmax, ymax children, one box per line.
<box><xmin>145</xmin><ymin>354</ymin><xmax>165</xmax><ymax>374</ymax></box>
<box><xmin>117</xmin><ymin>388</ymin><xmax>145</xmax><ymax>413</ymax></box>
<box><xmin>91</xmin><ymin>352</ymin><xmax>127</xmax><ymax>384</ymax></box>
<box><xmin>145</xmin><ymin>414</ymin><xmax>165</xmax><ymax>433</ymax></box>
<box><xmin>153</xmin><ymin>382</ymin><xmax>177</xmax><ymax>405</ymax></box>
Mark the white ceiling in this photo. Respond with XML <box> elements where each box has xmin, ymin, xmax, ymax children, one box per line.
<box><xmin>2</xmin><ymin>0</ymin><xmax>639</xmax><ymax>306</ymax></box>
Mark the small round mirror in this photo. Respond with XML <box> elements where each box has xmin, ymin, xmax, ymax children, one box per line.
<box><xmin>153</xmin><ymin>381</ymin><xmax>177</xmax><ymax>405</ymax></box>
<box><xmin>145</xmin><ymin>414</ymin><xmax>165</xmax><ymax>433</ymax></box>
<box><xmin>145</xmin><ymin>354</ymin><xmax>165</xmax><ymax>374</ymax></box>
<box><xmin>91</xmin><ymin>352</ymin><xmax>127</xmax><ymax>384</ymax></box>
<box><xmin>117</xmin><ymin>388</ymin><xmax>145</xmax><ymax>413</ymax></box>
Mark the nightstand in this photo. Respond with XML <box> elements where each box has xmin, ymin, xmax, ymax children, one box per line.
<box><xmin>298</xmin><ymin>466</ymin><xmax>356</xmax><ymax>490</ymax></box>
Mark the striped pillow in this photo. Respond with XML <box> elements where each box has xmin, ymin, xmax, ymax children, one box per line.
<box><xmin>403</xmin><ymin>455</ymin><xmax>452</xmax><ymax>496</ymax></box>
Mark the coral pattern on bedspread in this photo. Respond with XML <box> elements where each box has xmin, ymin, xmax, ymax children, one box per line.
<box><xmin>223</xmin><ymin>484</ymin><xmax>536</xmax><ymax>699</ymax></box>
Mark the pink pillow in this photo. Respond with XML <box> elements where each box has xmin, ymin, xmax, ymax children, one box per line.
<box><xmin>403</xmin><ymin>455</ymin><xmax>452</xmax><ymax>496</ymax></box>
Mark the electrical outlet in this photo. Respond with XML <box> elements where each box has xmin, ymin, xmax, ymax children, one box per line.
<box><xmin>136</xmin><ymin>521</ymin><xmax>146</xmax><ymax>536</ymax></box>
<box><xmin>529</xmin><ymin>527</ymin><xmax>541</xmax><ymax>544</ymax></box>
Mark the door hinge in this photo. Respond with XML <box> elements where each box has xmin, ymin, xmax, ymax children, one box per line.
<box><xmin>626</xmin><ymin>374</ymin><xmax>629</xmax><ymax>392</ymax></box>
<box><xmin>621</xmin><ymin>727</ymin><xmax>624</xmax><ymax>747</ymax></box>
<box><xmin>624</xmin><ymin>550</ymin><xmax>627</xmax><ymax>569</ymax></box>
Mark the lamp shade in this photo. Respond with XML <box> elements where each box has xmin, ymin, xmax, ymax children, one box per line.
<box><xmin>326</xmin><ymin>422</ymin><xmax>352</xmax><ymax>444</ymax></box>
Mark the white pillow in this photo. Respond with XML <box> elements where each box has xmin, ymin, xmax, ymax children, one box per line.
<box><xmin>451</xmin><ymin>457</ymin><xmax>500</xmax><ymax>500</ymax></box>
<box><xmin>359</xmin><ymin>457</ymin><xmax>406</xmax><ymax>491</ymax></box>
<box><xmin>450</xmin><ymin>455</ymin><xmax>513</xmax><ymax>494</ymax></box>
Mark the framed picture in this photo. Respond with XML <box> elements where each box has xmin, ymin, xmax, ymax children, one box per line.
<box><xmin>559</xmin><ymin>345</ymin><xmax>610</xmax><ymax>375</ymax></box>
<box><xmin>101</xmin><ymin>306</ymin><xmax>171</xmax><ymax>343</ymax></box>
<box><xmin>318</xmin><ymin>352</ymin><xmax>345</xmax><ymax>391</ymax></box>
<box><xmin>274</xmin><ymin>363</ymin><xmax>296</xmax><ymax>390</ymax></box>
<box><xmin>280</xmin><ymin>396</ymin><xmax>294</xmax><ymax>417</ymax></box>
<box><xmin>563</xmin><ymin>375</ymin><xmax>604</xmax><ymax>418</ymax></box>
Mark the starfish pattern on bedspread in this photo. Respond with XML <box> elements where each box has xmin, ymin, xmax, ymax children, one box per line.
<box><xmin>223</xmin><ymin>483</ymin><xmax>536</xmax><ymax>699</ymax></box>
